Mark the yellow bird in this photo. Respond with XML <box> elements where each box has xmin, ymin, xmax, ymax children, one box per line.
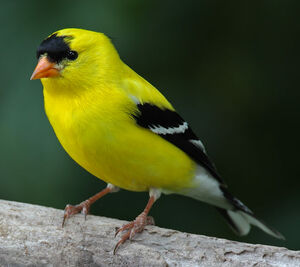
<box><xmin>31</xmin><ymin>28</ymin><xmax>283</xmax><ymax>253</ymax></box>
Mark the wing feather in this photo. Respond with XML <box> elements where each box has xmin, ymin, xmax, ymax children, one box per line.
<box><xmin>132</xmin><ymin>103</ymin><xmax>224</xmax><ymax>184</ymax></box>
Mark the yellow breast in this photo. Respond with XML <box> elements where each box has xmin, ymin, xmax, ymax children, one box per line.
<box><xmin>42</xmin><ymin>79</ymin><xmax>196</xmax><ymax>192</ymax></box>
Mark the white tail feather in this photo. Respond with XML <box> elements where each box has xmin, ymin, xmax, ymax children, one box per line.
<box><xmin>224</xmin><ymin>209</ymin><xmax>285</xmax><ymax>239</ymax></box>
<box><xmin>241</xmin><ymin>212</ymin><xmax>285</xmax><ymax>239</ymax></box>
<box><xmin>227</xmin><ymin>210</ymin><xmax>250</xmax><ymax>235</ymax></box>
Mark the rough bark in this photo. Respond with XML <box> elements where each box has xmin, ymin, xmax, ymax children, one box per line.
<box><xmin>0</xmin><ymin>199</ymin><xmax>298</xmax><ymax>266</ymax></box>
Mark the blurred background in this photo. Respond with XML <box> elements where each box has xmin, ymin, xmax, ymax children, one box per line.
<box><xmin>0</xmin><ymin>0</ymin><xmax>299</xmax><ymax>250</ymax></box>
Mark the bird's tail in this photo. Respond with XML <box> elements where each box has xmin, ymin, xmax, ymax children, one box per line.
<box><xmin>217</xmin><ymin>187</ymin><xmax>284</xmax><ymax>239</ymax></box>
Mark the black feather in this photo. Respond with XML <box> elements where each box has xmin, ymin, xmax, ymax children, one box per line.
<box><xmin>36</xmin><ymin>34</ymin><xmax>76</xmax><ymax>63</ymax></box>
<box><xmin>219</xmin><ymin>185</ymin><xmax>253</xmax><ymax>214</ymax></box>
<box><xmin>133</xmin><ymin>103</ymin><xmax>224</xmax><ymax>184</ymax></box>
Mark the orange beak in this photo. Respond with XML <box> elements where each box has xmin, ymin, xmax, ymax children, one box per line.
<box><xmin>30</xmin><ymin>57</ymin><xmax>60</xmax><ymax>80</ymax></box>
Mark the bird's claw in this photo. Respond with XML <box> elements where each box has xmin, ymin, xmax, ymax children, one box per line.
<box><xmin>114</xmin><ymin>214</ymin><xmax>155</xmax><ymax>254</ymax></box>
<box><xmin>62</xmin><ymin>201</ymin><xmax>90</xmax><ymax>227</ymax></box>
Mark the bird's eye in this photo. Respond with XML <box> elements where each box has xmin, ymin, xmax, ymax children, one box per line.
<box><xmin>66</xmin><ymin>50</ymin><xmax>78</xmax><ymax>60</ymax></box>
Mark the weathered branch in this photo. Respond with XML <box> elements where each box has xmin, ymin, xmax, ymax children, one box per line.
<box><xmin>0</xmin><ymin>199</ymin><xmax>298</xmax><ymax>266</ymax></box>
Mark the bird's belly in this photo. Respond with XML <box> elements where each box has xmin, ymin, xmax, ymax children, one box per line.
<box><xmin>48</xmin><ymin>111</ymin><xmax>196</xmax><ymax>192</ymax></box>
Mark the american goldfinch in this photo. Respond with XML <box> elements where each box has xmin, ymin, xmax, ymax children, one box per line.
<box><xmin>31</xmin><ymin>28</ymin><xmax>284</xmax><ymax>253</ymax></box>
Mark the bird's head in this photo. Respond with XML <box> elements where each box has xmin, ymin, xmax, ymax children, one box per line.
<box><xmin>31</xmin><ymin>28</ymin><xmax>121</xmax><ymax>91</ymax></box>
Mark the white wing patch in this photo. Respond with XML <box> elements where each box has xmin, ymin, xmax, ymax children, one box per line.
<box><xmin>189</xmin><ymin>139</ymin><xmax>206</xmax><ymax>152</ymax></box>
<box><xmin>149</xmin><ymin>122</ymin><xmax>189</xmax><ymax>135</ymax></box>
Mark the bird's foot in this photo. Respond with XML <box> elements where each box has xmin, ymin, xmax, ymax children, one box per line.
<box><xmin>61</xmin><ymin>186</ymin><xmax>115</xmax><ymax>227</ymax></box>
<box><xmin>114</xmin><ymin>212</ymin><xmax>155</xmax><ymax>254</ymax></box>
<box><xmin>62</xmin><ymin>200</ymin><xmax>90</xmax><ymax>227</ymax></box>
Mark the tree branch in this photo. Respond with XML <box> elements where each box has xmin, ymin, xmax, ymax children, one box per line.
<box><xmin>0</xmin><ymin>199</ymin><xmax>298</xmax><ymax>266</ymax></box>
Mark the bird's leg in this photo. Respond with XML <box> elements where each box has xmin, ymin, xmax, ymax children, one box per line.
<box><xmin>62</xmin><ymin>183</ymin><xmax>119</xmax><ymax>227</ymax></box>
<box><xmin>114</xmin><ymin>188</ymin><xmax>161</xmax><ymax>254</ymax></box>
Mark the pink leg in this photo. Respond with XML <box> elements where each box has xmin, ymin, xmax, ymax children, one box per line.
<box><xmin>114</xmin><ymin>194</ymin><xmax>157</xmax><ymax>254</ymax></box>
<box><xmin>62</xmin><ymin>184</ymin><xmax>118</xmax><ymax>226</ymax></box>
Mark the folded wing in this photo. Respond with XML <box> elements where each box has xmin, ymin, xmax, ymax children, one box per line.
<box><xmin>132</xmin><ymin>103</ymin><xmax>224</xmax><ymax>185</ymax></box>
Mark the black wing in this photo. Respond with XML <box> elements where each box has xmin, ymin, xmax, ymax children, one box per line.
<box><xmin>132</xmin><ymin>103</ymin><xmax>224</xmax><ymax>184</ymax></box>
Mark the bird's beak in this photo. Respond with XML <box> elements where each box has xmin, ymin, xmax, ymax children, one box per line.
<box><xmin>30</xmin><ymin>57</ymin><xmax>60</xmax><ymax>80</ymax></box>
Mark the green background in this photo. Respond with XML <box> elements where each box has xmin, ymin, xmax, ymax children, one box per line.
<box><xmin>0</xmin><ymin>0</ymin><xmax>299</xmax><ymax>250</ymax></box>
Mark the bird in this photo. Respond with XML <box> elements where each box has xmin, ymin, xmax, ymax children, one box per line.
<box><xmin>31</xmin><ymin>28</ymin><xmax>284</xmax><ymax>253</ymax></box>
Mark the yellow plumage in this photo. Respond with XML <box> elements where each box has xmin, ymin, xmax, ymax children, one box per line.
<box><xmin>42</xmin><ymin>29</ymin><xmax>196</xmax><ymax>192</ymax></box>
<box><xmin>31</xmin><ymin>28</ymin><xmax>284</xmax><ymax>252</ymax></box>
